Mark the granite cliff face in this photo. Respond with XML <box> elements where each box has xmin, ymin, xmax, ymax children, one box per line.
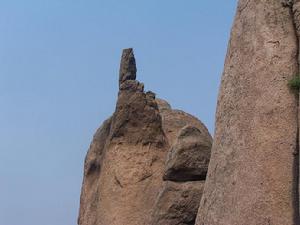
<box><xmin>196</xmin><ymin>1</ymin><xmax>300</xmax><ymax>224</ymax></box>
<box><xmin>78</xmin><ymin>49</ymin><xmax>212</xmax><ymax>225</ymax></box>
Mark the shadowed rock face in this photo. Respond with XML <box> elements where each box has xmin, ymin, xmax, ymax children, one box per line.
<box><xmin>78</xmin><ymin>49</ymin><xmax>212</xmax><ymax>225</ymax></box>
<box><xmin>119</xmin><ymin>48</ymin><xmax>137</xmax><ymax>87</ymax></box>
<box><xmin>78</xmin><ymin>118</ymin><xmax>112</xmax><ymax>225</ymax></box>
<box><xmin>150</xmin><ymin>101</ymin><xmax>212</xmax><ymax>225</ymax></box>
<box><xmin>196</xmin><ymin>1</ymin><xmax>299</xmax><ymax>225</ymax></box>
<box><xmin>163</xmin><ymin>126</ymin><xmax>211</xmax><ymax>182</ymax></box>
<box><xmin>151</xmin><ymin>181</ymin><xmax>205</xmax><ymax>225</ymax></box>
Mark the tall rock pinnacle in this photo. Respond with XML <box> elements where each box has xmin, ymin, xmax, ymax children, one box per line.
<box><xmin>78</xmin><ymin>49</ymin><xmax>212</xmax><ymax>225</ymax></box>
<box><xmin>196</xmin><ymin>1</ymin><xmax>299</xmax><ymax>225</ymax></box>
<box><xmin>119</xmin><ymin>48</ymin><xmax>137</xmax><ymax>87</ymax></box>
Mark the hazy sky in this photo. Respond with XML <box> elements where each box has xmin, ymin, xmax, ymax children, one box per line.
<box><xmin>0</xmin><ymin>1</ymin><xmax>237</xmax><ymax>225</ymax></box>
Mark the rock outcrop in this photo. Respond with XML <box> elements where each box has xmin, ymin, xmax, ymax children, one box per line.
<box><xmin>163</xmin><ymin>125</ymin><xmax>211</xmax><ymax>182</ymax></box>
<box><xmin>78</xmin><ymin>49</ymin><xmax>212</xmax><ymax>225</ymax></box>
<box><xmin>151</xmin><ymin>181</ymin><xmax>205</xmax><ymax>225</ymax></box>
<box><xmin>196</xmin><ymin>1</ymin><xmax>300</xmax><ymax>225</ymax></box>
<box><xmin>119</xmin><ymin>48</ymin><xmax>137</xmax><ymax>87</ymax></box>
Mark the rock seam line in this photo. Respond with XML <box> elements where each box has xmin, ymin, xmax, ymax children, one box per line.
<box><xmin>290</xmin><ymin>2</ymin><xmax>300</xmax><ymax>224</ymax></box>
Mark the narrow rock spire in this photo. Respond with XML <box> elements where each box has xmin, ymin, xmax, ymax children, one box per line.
<box><xmin>119</xmin><ymin>48</ymin><xmax>137</xmax><ymax>87</ymax></box>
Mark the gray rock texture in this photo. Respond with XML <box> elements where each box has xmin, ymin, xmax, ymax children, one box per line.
<box><xmin>196</xmin><ymin>1</ymin><xmax>299</xmax><ymax>225</ymax></box>
<box><xmin>119</xmin><ymin>48</ymin><xmax>137</xmax><ymax>87</ymax></box>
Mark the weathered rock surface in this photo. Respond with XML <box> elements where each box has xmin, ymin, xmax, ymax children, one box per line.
<box><xmin>196</xmin><ymin>1</ymin><xmax>299</xmax><ymax>225</ymax></box>
<box><xmin>78</xmin><ymin>48</ymin><xmax>212</xmax><ymax>225</ymax></box>
<box><xmin>119</xmin><ymin>48</ymin><xmax>137</xmax><ymax>86</ymax></box>
<box><xmin>78</xmin><ymin>118</ymin><xmax>112</xmax><ymax>225</ymax></box>
<box><xmin>157</xmin><ymin>99</ymin><xmax>212</xmax><ymax>147</ymax></box>
<box><xmin>163</xmin><ymin>125</ymin><xmax>211</xmax><ymax>182</ymax></box>
<box><xmin>151</xmin><ymin>181</ymin><xmax>205</xmax><ymax>225</ymax></box>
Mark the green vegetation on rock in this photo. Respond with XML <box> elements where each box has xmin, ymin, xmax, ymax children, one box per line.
<box><xmin>288</xmin><ymin>75</ymin><xmax>300</xmax><ymax>90</ymax></box>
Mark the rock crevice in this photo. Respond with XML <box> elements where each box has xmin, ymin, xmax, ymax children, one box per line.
<box><xmin>292</xmin><ymin>1</ymin><xmax>300</xmax><ymax>222</ymax></box>
<box><xmin>281</xmin><ymin>1</ymin><xmax>300</xmax><ymax>222</ymax></box>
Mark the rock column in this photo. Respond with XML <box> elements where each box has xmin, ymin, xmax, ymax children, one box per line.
<box><xmin>196</xmin><ymin>1</ymin><xmax>299</xmax><ymax>224</ymax></box>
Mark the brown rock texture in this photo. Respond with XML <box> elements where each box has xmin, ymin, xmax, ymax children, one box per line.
<box><xmin>151</xmin><ymin>181</ymin><xmax>205</xmax><ymax>225</ymax></box>
<box><xmin>196</xmin><ymin>1</ymin><xmax>300</xmax><ymax>225</ymax></box>
<box><xmin>119</xmin><ymin>48</ymin><xmax>137</xmax><ymax>86</ymax></box>
<box><xmin>78</xmin><ymin>49</ymin><xmax>212</xmax><ymax>225</ymax></box>
<box><xmin>163</xmin><ymin>125</ymin><xmax>211</xmax><ymax>182</ymax></box>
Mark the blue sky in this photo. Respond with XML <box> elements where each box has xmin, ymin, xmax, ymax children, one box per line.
<box><xmin>0</xmin><ymin>1</ymin><xmax>237</xmax><ymax>225</ymax></box>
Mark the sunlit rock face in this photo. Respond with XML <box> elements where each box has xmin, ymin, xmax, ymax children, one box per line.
<box><xmin>196</xmin><ymin>1</ymin><xmax>299</xmax><ymax>225</ymax></box>
<box><xmin>78</xmin><ymin>48</ymin><xmax>212</xmax><ymax>225</ymax></box>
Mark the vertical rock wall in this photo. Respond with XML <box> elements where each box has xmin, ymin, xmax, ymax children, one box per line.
<box><xmin>196</xmin><ymin>1</ymin><xmax>299</xmax><ymax>224</ymax></box>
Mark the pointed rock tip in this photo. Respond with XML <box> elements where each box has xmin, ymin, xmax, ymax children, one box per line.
<box><xmin>119</xmin><ymin>48</ymin><xmax>137</xmax><ymax>87</ymax></box>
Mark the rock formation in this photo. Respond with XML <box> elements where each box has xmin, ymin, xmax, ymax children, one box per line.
<box><xmin>163</xmin><ymin>126</ymin><xmax>211</xmax><ymax>182</ymax></box>
<box><xmin>78</xmin><ymin>48</ymin><xmax>212</xmax><ymax>225</ymax></box>
<box><xmin>196</xmin><ymin>1</ymin><xmax>300</xmax><ymax>225</ymax></box>
<box><xmin>151</xmin><ymin>181</ymin><xmax>205</xmax><ymax>225</ymax></box>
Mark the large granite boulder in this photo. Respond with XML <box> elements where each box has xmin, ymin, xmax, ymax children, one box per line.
<box><xmin>151</xmin><ymin>181</ymin><xmax>205</xmax><ymax>225</ymax></box>
<box><xmin>163</xmin><ymin>125</ymin><xmax>211</xmax><ymax>182</ymax></box>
